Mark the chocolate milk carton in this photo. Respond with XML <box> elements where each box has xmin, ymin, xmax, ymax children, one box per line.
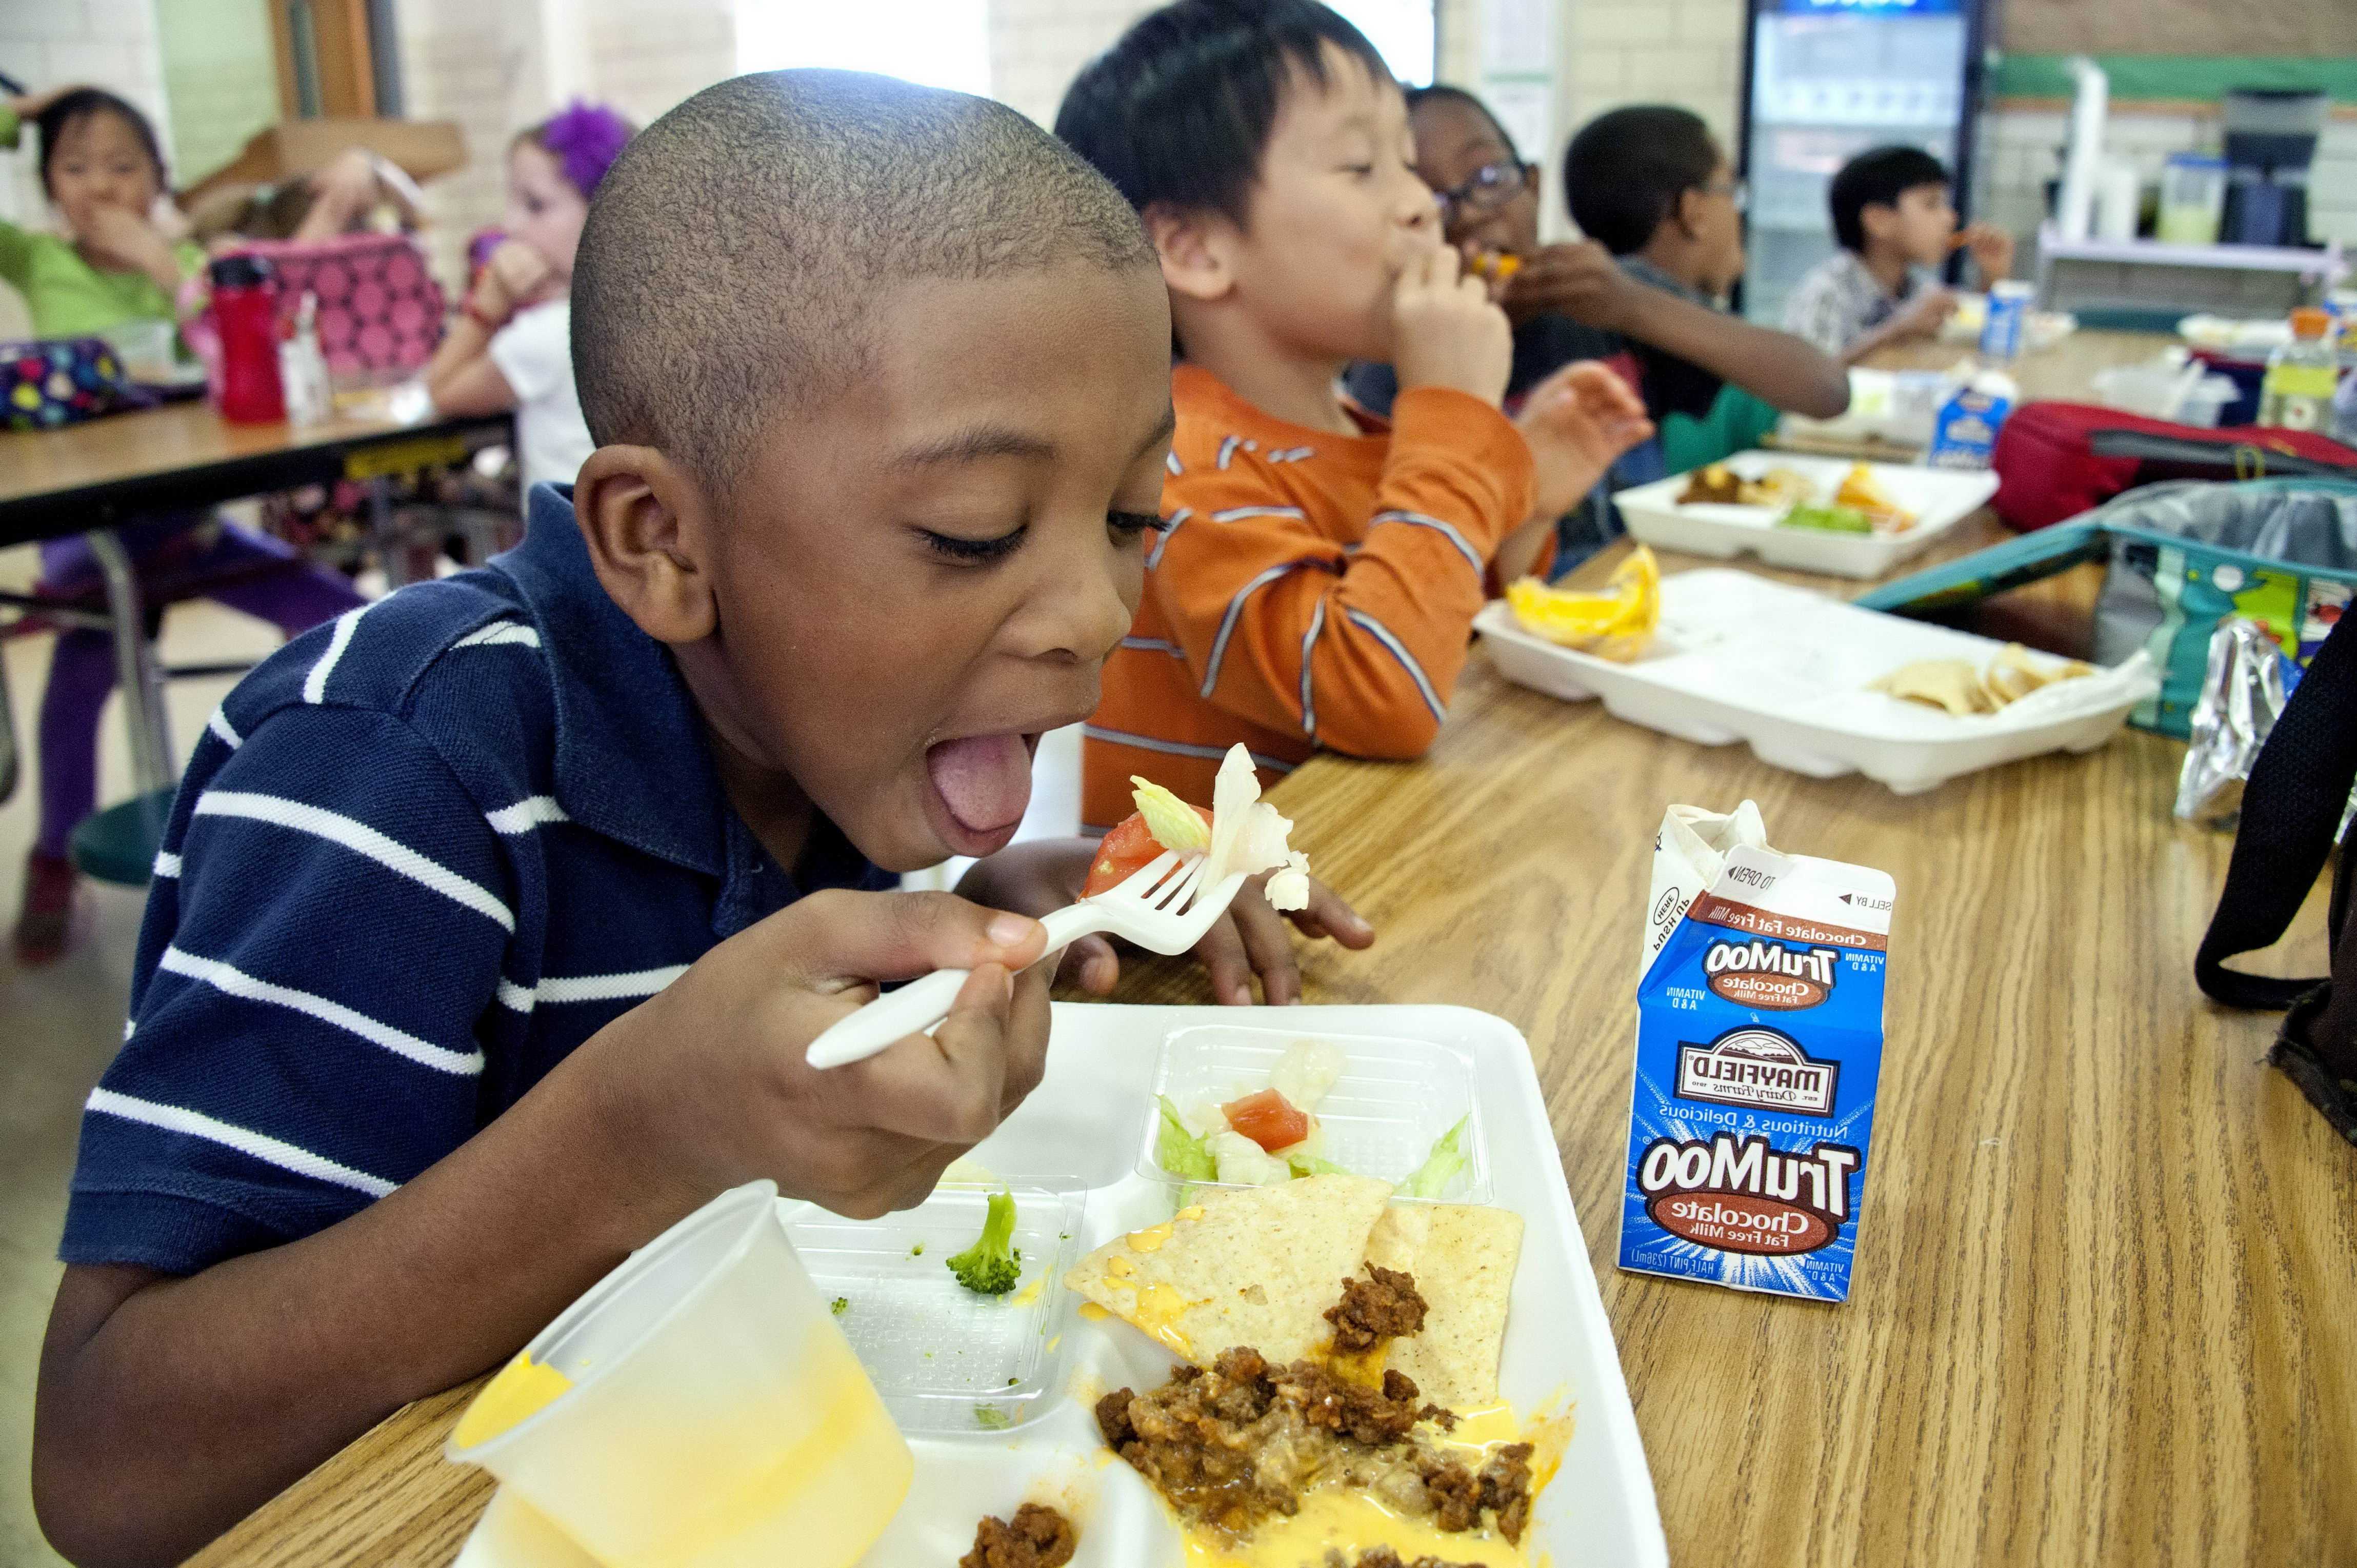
<box><xmin>1619</xmin><ymin>803</ymin><xmax>1894</xmax><ymax>1302</ymax></box>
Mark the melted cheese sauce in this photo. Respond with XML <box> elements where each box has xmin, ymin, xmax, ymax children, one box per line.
<box><xmin>1130</xmin><ymin>1284</ymin><xmax>1196</xmax><ymax>1357</ymax></box>
<box><xmin>1181</xmin><ymin>1483</ymin><xmax>1531</xmax><ymax>1568</ymax></box>
<box><xmin>452</xmin><ymin>1352</ymin><xmax>572</xmax><ymax>1449</ymax></box>
<box><xmin>1175</xmin><ymin>1401</ymin><xmax>1573</xmax><ymax>1568</ymax></box>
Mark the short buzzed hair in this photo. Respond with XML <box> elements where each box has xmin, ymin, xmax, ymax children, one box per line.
<box><xmin>572</xmin><ymin>70</ymin><xmax>1157</xmax><ymax>495</ymax></box>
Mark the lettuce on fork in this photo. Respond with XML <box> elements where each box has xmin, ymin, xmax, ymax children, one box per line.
<box><xmin>1191</xmin><ymin>746</ymin><xmax>1311</xmax><ymax>911</ymax></box>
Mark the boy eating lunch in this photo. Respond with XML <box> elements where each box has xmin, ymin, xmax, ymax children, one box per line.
<box><xmin>1055</xmin><ymin>0</ymin><xmax>1654</xmax><ymax>837</ymax></box>
<box><xmin>32</xmin><ymin>71</ymin><xmax>1366</xmax><ymax>1567</ymax></box>
<box><xmin>1783</xmin><ymin>144</ymin><xmax>2016</xmax><ymax>365</ymax></box>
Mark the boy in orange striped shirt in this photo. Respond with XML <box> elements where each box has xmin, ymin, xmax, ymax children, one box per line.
<box><xmin>1056</xmin><ymin>0</ymin><xmax>1652</xmax><ymax>829</ymax></box>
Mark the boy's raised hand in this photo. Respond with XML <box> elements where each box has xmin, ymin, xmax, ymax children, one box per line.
<box><xmin>470</xmin><ymin>238</ymin><xmax>558</xmax><ymax>328</ymax></box>
<box><xmin>1391</xmin><ymin>241</ymin><xmax>1512</xmax><ymax>407</ymax></box>
<box><xmin>1514</xmin><ymin>360</ymin><xmax>1654</xmax><ymax>520</ymax></box>
<box><xmin>1959</xmin><ymin>223</ymin><xmax>2015</xmax><ymax>286</ymax></box>
<box><xmin>583</xmin><ymin>889</ymin><xmax>1052</xmax><ymax>1221</ymax></box>
<box><xmin>1891</xmin><ymin>285</ymin><xmax>1960</xmax><ymax>341</ymax></box>
<box><xmin>1184</xmin><ymin>869</ymin><xmax>1374</xmax><ymax>1007</ymax></box>
<box><xmin>1492</xmin><ymin>239</ymin><xmax>1638</xmax><ymax>331</ymax></box>
<box><xmin>73</xmin><ymin>202</ymin><xmax>183</xmax><ymax>291</ymax></box>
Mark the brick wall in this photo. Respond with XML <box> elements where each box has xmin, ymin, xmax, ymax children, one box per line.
<box><xmin>0</xmin><ymin>0</ymin><xmax>172</xmax><ymax>229</ymax></box>
<box><xmin>392</xmin><ymin>0</ymin><xmax>734</xmax><ymax>293</ymax></box>
<box><xmin>0</xmin><ymin>0</ymin><xmax>172</xmax><ymax>336</ymax></box>
<box><xmin>983</xmin><ymin>0</ymin><xmax>1440</xmax><ymax>131</ymax></box>
<box><xmin>984</xmin><ymin>0</ymin><xmax>1151</xmax><ymax>128</ymax></box>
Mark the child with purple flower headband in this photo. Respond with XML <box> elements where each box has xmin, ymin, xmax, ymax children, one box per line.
<box><xmin>425</xmin><ymin>100</ymin><xmax>635</xmax><ymax>490</ymax></box>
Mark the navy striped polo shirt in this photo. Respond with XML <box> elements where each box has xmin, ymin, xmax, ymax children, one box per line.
<box><xmin>63</xmin><ymin>484</ymin><xmax>893</xmax><ymax>1275</ymax></box>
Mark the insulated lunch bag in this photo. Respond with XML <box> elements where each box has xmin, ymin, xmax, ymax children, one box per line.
<box><xmin>1990</xmin><ymin>403</ymin><xmax>2357</xmax><ymax>533</ymax></box>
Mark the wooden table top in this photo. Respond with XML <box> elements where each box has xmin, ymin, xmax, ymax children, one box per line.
<box><xmin>0</xmin><ymin>393</ymin><xmax>509</xmax><ymax>548</ymax></box>
<box><xmin>194</xmin><ymin>336</ymin><xmax>2355</xmax><ymax>1566</ymax></box>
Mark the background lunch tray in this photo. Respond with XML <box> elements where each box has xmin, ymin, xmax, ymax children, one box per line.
<box><xmin>1614</xmin><ymin>451</ymin><xmax>1998</xmax><ymax>580</ymax></box>
<box><xmin>1476</xmin><ymin>571</ymin><xmax>2154</xmax><ymax>795</ymax></box>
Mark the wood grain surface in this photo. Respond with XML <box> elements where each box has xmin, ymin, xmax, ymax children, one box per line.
<box><xmin>0</xmin><ymin>394</ymin><xmax>469</xmax><ymax>508</ymax></box>
<box><xmin>189</xmin><ymin>339</ymin><xmax>2355</xmax><ymax>1567</ymax></box>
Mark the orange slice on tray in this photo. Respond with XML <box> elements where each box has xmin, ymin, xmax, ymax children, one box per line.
<box><xmin>1505</xmin><ymin>545</ymin><xmax>1660</xmax><ymax>662</ymax></box>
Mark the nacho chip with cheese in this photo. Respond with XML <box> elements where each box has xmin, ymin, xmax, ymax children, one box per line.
<box><xmin>1066</xmin><ymin>1175</ymin><xmax>1392</xmax><ymax>1365</ymax></box>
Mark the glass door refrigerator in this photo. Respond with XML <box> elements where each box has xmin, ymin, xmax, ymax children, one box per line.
<box><xmin>1736</xmin><ymin>0</ymin><xmax>1989</xmax><ymax>325</ymax></box>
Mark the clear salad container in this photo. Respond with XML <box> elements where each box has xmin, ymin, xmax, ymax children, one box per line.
<box><xmin>1134</xmin><ymin>1023</ymin><xmax>1489</xmax><ymax>1202</ymax></box>
<box><xmin>778</xmin><ymin>1180</ymin><xmax>1088</xmax><ymax>1437</ymax></box>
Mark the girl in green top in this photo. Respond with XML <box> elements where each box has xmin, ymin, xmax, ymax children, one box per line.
<box><xmin>3</xmin><ymin>84</ymin><xmax>365</xmax><ymax>966</ymax></box>
<box><xmin>0</xmin><ymin>85</ymin><xmax>206</xmax><ymax>338</ymax></box>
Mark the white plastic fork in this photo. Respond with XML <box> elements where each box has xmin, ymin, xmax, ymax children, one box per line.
<box><xmin>803</xmin><ymin>850</ymin><xmax>1250</xmax><ymax>1070</ymax></box>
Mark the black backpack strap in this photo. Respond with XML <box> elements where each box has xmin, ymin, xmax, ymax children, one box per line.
<box><xmin>2088</xmin><ymin>428</ymin><xmax>2357</xmax><ymax>481</ymax></box>
<box><xmin>2195</xmin><ymin>607</ymin><xmax>2357</xmax><ymax>1009</ymax></box>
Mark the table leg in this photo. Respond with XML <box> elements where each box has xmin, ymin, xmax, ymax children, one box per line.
<box><xmin>367</xmin><ymin>476</ymin><xmax>403</xmax><ymax>590</ymax></box>
<box><xmin>0</xmin><ymin>644</ymin><xmax>16</xmax><ymax>806</ymax></box>
<box><xmin>85</xmin><ymin>528</ymin><xmax>174</xmax><ymax>797</ymax></box>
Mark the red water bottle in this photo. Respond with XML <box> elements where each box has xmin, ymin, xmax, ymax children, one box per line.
<box><xmin>209</xmin><ymin>254</ymin><xmax>286</xmax><ymax>424</ymax></box>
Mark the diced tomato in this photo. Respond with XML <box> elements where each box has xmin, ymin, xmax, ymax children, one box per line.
<box><xmin>1081</xmin><ymin>805</ymin><xmax>1214</xmax><ymax>896</ymax></box>
<box><xmin>1222</xmin><ymin>1089</ymin><xmax>1312</xmax><ymax>1153</ymax></box>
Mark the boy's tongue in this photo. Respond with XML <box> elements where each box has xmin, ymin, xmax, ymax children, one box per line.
<box><xmin>926</xmin><ymin>734</ymin><xmax>1032</xmax><ymax>833</ymax></box>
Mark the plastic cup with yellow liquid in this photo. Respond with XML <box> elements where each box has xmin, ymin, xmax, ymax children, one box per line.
<box><xmin>446</xmin><ymin>1180</ymin><xmax>912</xmax><ymax>1567</ymax></box>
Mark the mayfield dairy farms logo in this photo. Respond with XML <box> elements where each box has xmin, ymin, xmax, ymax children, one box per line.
<box><xmin>1637</xmin><ymin>1131</ymin><xmax>1862</xmax><ymax>1256</ymax></box>
<box><xmin>1676</xmin><ymin>1026</ymin><xmax>1839</xmax><ymax>1115</ymax></box>
<box><xmin>1702</xmin><ymin>937</ymin><xmax>1838</xmax><ymax>1009</ymax></box>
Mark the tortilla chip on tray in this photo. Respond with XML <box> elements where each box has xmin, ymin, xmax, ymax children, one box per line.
<box><xmin>1066</xmin><ymin>1174</ymin><xmax>1394</xmax><ymax>1366</ymax></box>
<box><xmin>1364</xmin><ymin>1202</ymin><xmax>1524</xmax><ymax>1409</ymax></box>
<box><xmin>1872</xmin><ymin>644</ymin><xmax>2095</xmax><ymax>718</ymax></box>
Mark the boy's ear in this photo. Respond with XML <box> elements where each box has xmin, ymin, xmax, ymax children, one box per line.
<box><xmin>1144</xmin><ymin>202</ymin><xmax>1236</xmax><ymax>305</ymax></box>
<box><xmin>572</xmin><ymin>445</ymin><xmax>720</xmax><ymax>647</ymax></box>
<box><xmin>1670</xmin><ymin>186</ymin><xmax>1705</xmax><ymax>239</ymax></box>
<box><xmin>1859</xmin><ymin>201</ymin><xmax>1897</xmax><ymax>244</ymax></box>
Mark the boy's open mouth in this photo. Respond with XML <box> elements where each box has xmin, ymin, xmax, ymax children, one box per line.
<box><xmin>924</xmin><ymin>732</ymin><xmax>1039</xmax><ymax>854</ymax></box>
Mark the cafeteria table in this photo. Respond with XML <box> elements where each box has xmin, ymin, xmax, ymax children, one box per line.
<box><xmin>0</xmin><ymin>396</ymin><xmax>511</xmax><ymax>805</ymax></box>
<box><xmin>187</xmin><ymin>487</ymin><xmax>2354</xmax><ymax>1567</ymax></box>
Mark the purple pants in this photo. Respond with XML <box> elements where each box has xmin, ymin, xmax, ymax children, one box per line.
<box><xmin>34</xmin><ymin>518</ymin><xmax>365</xmax><ymax>861</ymax></box>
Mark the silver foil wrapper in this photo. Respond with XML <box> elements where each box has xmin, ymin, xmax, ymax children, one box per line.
<box><xmin>2175</xmin><ymin>620</ymin><xmax>2288</xmax><ymax>826</ymax></box>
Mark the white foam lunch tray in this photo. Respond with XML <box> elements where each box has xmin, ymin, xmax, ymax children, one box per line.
<box><xmin>454</xmin><ymin>1003</ymin><xmax>1667</xmax><ymax>1568</ymax></box>
<box><xmin>1476</xmin><ymin>569</ymin><xmax>2158</xmax><ymax>795</ymax></box>
<box><xmin>1615</xmin><ymin>451</ymin><xmax>1998</xmax><ymax>579</ymax></box>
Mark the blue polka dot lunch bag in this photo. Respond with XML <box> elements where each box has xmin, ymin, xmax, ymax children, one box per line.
<box><xmin>2</xmin><ymin>337</ymin><xmax>134</xmax><ymax>431</ymax></box>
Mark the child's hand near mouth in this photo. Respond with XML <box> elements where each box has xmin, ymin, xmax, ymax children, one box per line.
<box><xmin>582</xmin><ymin>889</ymin><xmax>1054</xmax><ymax>1221</ymax></box>
<box><xmin>1477</xmin><ymin>238</ymin><xmax>1633</xmax><ymax>331</ymax></box>
<box><xmin>71</xmin><ymin>200</ymin><xmax>183</xmax><ymax>291</ymax></box>
<box><xmin>958</xmin><ymin>841</ymin><xmax>1375</xmax><ymax>1006</ymax></box>
<box><xmin>1389</xmin><ymin>240</ymin><xmax>1512</xmax><ymax>408</ymax></box>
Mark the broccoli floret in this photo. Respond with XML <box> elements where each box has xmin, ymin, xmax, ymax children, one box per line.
<box><xmin>946</xmin><ymin>1188</ymin><xmax>1022</xmax><ymax>1296</ymax></box>
<box><xmin>829</xmin><ymin>1296</ymin><xmax>848</xmax><ymax>1316</ymax></box>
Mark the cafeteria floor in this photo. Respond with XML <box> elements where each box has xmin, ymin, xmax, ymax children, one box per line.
<box><xmin>0</xmin><ymin>549</ymin><xmax>264</xmax><ymax>1568</ymax></box>
<box><xmin>0</xmin><ymin>552</ymin><xmax>1086</xmax><ymax>1566</ymax></box>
